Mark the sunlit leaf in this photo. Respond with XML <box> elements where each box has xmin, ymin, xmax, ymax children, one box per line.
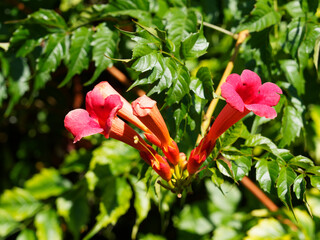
<box><xmin>231</xmin><ymin>156</ymin><xmax>252</xmax><ymax>181</ymax></box>
<box><xmin>17</xmin><ymin>229</ymin><xmax>37</xmax><ymax>240</ymax></box>
<box><xmin>279</xmin><ymin>105</ymin><xmax>303</xmax><ymax>147</ymax></box>
<box><xmin>0</xmin><ymin>210</ymin><xmax>19</xmax><ymax>237</ymax></box>
<box><xmin>35</xmin><ymin>209</ymin><xmax>62</xmax><ymax>240</ymax></box>
<box><xmin>246</xmin><ymin>218</ymin><xmax>287</xmax><ymax>238</ymax></box>
<box><xmin>87</xmin><ymin>23</ymin><xmax>119</xmax><ymax>85</ymax></box>
<box><xmin>60</xmin><ymin>27</ymin><xmax>92</xmax><ymax>86</ymax></box>
<box><xmin>180</xmin><ymin>32</ymin><xmax>209</xmax><ymax>59</ymax></box>
<box><xmin>27</xmin><ymin>9</ymin><xmax>67</xmax><ymax>30</ymax></box>
<box><xmin>293</xmin><ymin>174</ymin><xmax>306</xmax><ymax>200</ymax></box>
<box><xmin>255</xmin><ymin>159</ymin><xmax>279</xmax><ymax>193</ymax></box>
<box><xmin>239</xmin><ymin>0</ymin><xmax>281</xmax><ymax>32</ymax></box>
<box><xmin>0</xmin><ymin>188</ymin><xmax>42</xmax><ymax>221</ymax></box>
<box><xmin>190</xmin><ymin>67</ymin><xmax>213</xmax><ymax>100</ymax></box>
<box><xmin>289</xmin><ymin>155</ymin><xmax>314</xmax><ymax>169</ymax></box>
<box><xmin>24</xmin><ymin>168</ymin><xmax>72</xmax><ymax>200</ymax></box>
<box><xmin>276</xmin><ymin>166</ymin><xmax>296</xmax><ymax>210</ymax></box>
<box><xmin>310</xmin><ymin>176</ymin><xmax>320</xmax><ymax>191</ymax></box>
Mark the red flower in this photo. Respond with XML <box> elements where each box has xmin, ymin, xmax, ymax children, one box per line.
<box><xmin>187</xmin><ymin>70</ymin><xmax>282</xmax><ymax>174</ymax></box>
<box><xmin>132</xmin><ymin>95</ymin><xmax>180</xmax><ymax>165</ymax></box>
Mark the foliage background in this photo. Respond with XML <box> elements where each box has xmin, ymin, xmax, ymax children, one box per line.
<box><xmin>1</xmin><ymin>0</ymin><xmax>320</xmax><ymax>239</ymax></box>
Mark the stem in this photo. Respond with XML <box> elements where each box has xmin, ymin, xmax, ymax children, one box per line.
<box><xmin>200</xmin><ymin>21</ymin><xmax>238</xmax><ymax>39</ymax></box>
<box><xmin>196</xmin><ymin>30</ymin><xmax>250</xmax><ymax>144</ymax></box>
<box><xmin>160</xmin><ymin>50</ymin><xmax>184</xmax><ymax>66</ymax></box>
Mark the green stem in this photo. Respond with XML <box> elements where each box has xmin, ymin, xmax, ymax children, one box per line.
<box><xmin>160</xmin><ymin>50</ymin><xmax>184</xmax><ymax>65</ymax></box>
<box><xmin>200</xmin><ymin>21</ymin><xmax>238</xmax><ymax>39</ymax></box>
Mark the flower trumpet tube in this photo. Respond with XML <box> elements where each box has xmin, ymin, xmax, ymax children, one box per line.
<box><xmin>187</xmin><ymin>70</ymin><xmax>283</xmax><ymax>174</ymax></box>
<box><xmin>132</xmin><ymin>95</ymin><xmax>180</xmax><ymax>165</ymax></box>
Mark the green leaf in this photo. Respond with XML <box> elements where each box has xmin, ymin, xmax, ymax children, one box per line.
<box><xmin>246</xmin><ymin>218</ymin><xmax>287</xmax><ymax>238</ymax></box>
<box><xmin>84</xmin><ymin>177</ymin><xmax>132</xmax><ymax>240</ymax></box>
<box><xmin>60</xmin><ymin>27</ymin><xmax>92</xmax><ymax>86</ymax></box>
<box><xmin>27</xmin><ymin>9</ymin><xmax>67</xmax><ymax>30</ymax></box>
<box><xmin>35</xmin><ymin>209</ymin><xmax>62</xmax><ymax>240</ymax></box>
<box><xmin>24</xmin><ymin>168</ymin><xmax>72</xmax><ymax>200</ymax></box>
<box><xmin>279</xmin><ymin>105</ymin><xmax>303</xmax><ymax>147</ymax></box>
<box><xmin>221</xmin><ymin>121</ymin><xmax>248</xmax><ymax>148</ymax></box>
<box><xmin>231</xmin><ymin>156</ymin><xmax>252</xmax><ymax>181</ymax></box>
<box><xmin>293</xmin><ymin>174</ymin><xmax>306</xmax><ymax>200</ymax></box>
<box><xmin>130</xmin><ymin>177</ymin><xmax>151</xmax><ymax>240</ymax></box>
<box><xmin>0</xmin><ymin>210</ymin><xmax>19</xmax><ymax>238</ymax></box>
<box><xmin>280</xmin><ymin>60</ymin><xmax>305</xmax><ymax>96</ymax></box>
<box><xmin>209</xmin><ymin>167</ymin><xmax>224</xmax><ymax>188</ymax></box>
<box><xmin>90</xmin><ymin>139</ymin><xmax>140</xmax><ymax>177</ymax></box>
<box><xmin>87</xmin><ymin>23</ymin><xmax>119</xmax><ymax>85</ymax></box>
<box><xmin>5</xmin><ymin>57</ymin><xmax>30</xmax><ymax>116</ymax></box>
<box><xmin>289</xmin><ymin>155</ymin><xmax>314</xmax><ymax>169</ymax></box>
<box><xmin>190</xmin><ymin>67</ymin><xmax>213</xmax><ymax>100</ymax></box>
<box><xmin>245</xmin><ymin>134</ymin><xmax>284</xmax><ymax>162</ymax></box>
<box><xmin>56</xmin><ymin>191</ymin><xmax>89</xmax><ymax>240</ymax></box>
<box><xmin>217</xmin><ymin>159</ymin><xmax>233</xmax><ymax>179</ymax></box>
<box><xmin>255</xmin><ymin>159</ymin><xmax>279</xmax><ymax>193</ymax></box>
<box><xmin>284</xmin><ymin>18</ymin><xmax>306</xmax><ymax>57</ymax></box>
<box><xmin>34</xmin><ymin>33</ymin><xmax>68</xmax><ymax>91</ymax></box>
<box><xmin>310</xmin><ymin>176</ymin><xmax>320</xmax><ymax>191</ymax></box>
<box><xmin>17</xmin><ymin>229</ymin><xmax>37</xmax><ymax>240</ymax></box>
<box><xmin>180</xmin><ymin>32</ymin><xmax>209</xmax><ymax>59</ymax></box>
<box><xmin>314</xmin><ymin>36</ymin><xmax>320</xmax><ymax>71</ymax></box>
<box><xmin>239</xmin><ymin>0</ymin><xmax>281</xmax><ymax>32</ymax></box>
<box><xmin>173</xmin><ymin>202</ymin><xmax>213</xmax><ymax>235</ymax></box>
<box><xmin>306</xmin><ymin>166</ymin><xmax>320</xmax><ymax>175</ymax></box>
<box><xmin>166</xmin><ymin>62</ymin><xmax>190</xmax><ymax>105</ymax></box>
<box><xmin>284</xmin><ymin>1</ymin><xmax>304</xmax><ymax>17</ymax></box>
<box><xmin>276</xmin><ymin>166</ymin><xmax>296</xmax><ymax>209</ymax></box>
<box><xmin>0</xmin><ymin>188</ymin><xmax>42</xmax><ymax>221</ymax></box>
<box><xmin>164</xmin><ymin>7</ymin><xmax>198</xmax><ymax>48</ymax></box>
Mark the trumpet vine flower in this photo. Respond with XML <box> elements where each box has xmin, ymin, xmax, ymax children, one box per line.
<box><xmin>132</xmin><ymin>95</ymin><xmax>181</xmax><ymax>166</ymax></box>
<box><xmin>187</xmin><ymin>70</ymin><xmax>282</xmax><ymax>174</ymax></box>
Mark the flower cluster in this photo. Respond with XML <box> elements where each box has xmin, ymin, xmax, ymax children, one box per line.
<box><xmin>64</xmin><ymin>70</ymin><xmax>282</xmax><ymax>192</ymax></box>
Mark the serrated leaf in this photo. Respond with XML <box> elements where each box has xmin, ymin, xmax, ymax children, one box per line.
<box><xmin>35</xmin><ymin>209</ymin><xmax>62</xmax><ymax>240</ymax></box>
<box><xmin>217</xmin><ymin>159</ymin><xmax>233</xmax><ymax>179</ymax></box>
<box><xmin>306</xmin><ymin>166</ymin><xmax>320</xmax><ymax>175</ymax></box>
<box><xmin>293</xmin><ymin>174</ymin><xmax>306</xmax><ymax>200</ymax></box>
<box><xmin>289</xmin><ymin>155</ymin><xmax>314</xmax><ymax>169</ymax></box>
<box><xmin>284</xmin><ymin>18</ymin><xmax>306</xmax><ymax>57</ymax></box>
<box><xmin>0</xmin><ymin>188</ymin><xmax>42</xmax><ymax>221</ymax></box>
<box><xmin>279</xmin><ymin>105</ymin><xmax>303</xmax><ymax>147</ymax></box>
<box><xmin>132</xmin><ymin>43</ymin><xmax>155</xmax><ymax>59</ymax></box>
<box><xmin>131</xmin><ymin>51</ymin><xmax>159</xmax><ymax>72</ymax></box>
<box><xmin>180</xmin><ymin>32</ymin><xmax>209</xmax><ymax>59</ymax></box>
<box><xmin>34</xmin><ymin>33</ymin><xmax>68</xmax><ymax>91</ymax></box>
<box><xmin>84</xmin><ymin>177</ymin><xmax>132</xmax><ymax>240</ymax></box>
<box><xmin>280</xmin><ymin>60</ymin><xmax>305</xmax><ymax>96</ymax></box>
<box><xmin>5</xmin><ymin>57</ymin><xmax>30</xmax><ymax>116</ymax></box>
<box><xmin>173</xmin><ymin>102</ymin><xmax>188</xmax><ymax>131</ymax></box>
<box><xmin>0</xmin><ymin>210</ymin><xmax>19</xmax><ymax>238</ymax></box>
<box><xmin>209</xmin><ymin>167</ymin><xmax>224</xmax><ymax>188</ymax></box>
<box><xmin>28</xmin><ymin>9</ymin><xmax>67</xmax><ymax>30</ymax></box>
<box><xmin>17</xmin><ymin>229</ymin><xmax>37</xmax><ymax>240</ymax></box>
<box><xmin>87</xmin><ymin>23</ymin><xmax>119</xmax><ymax>85</ymax></box>
<box><xmin>221</xmin><ymin>121</ymin><xmax>248</xmax><ymax>148</ymax></box>
<box><xmin>239</xmin><ymin>0</ymin><xmax>281</xmax><ymax>32</ymax></box>
<box><xmin>164</xmin><ymin>7</ymin><xmax>198</xmax><ymax>48</ymax></box>
<box><xmin>190</xmin><ymin>67</ymin><xmax>213</xmax><ymax>100</ymax></box>
<box><xmin>245</xmin><ymin>134</ymin><xmax>284</xmax><ymax>162</ymax></box>
<box><xmin>276</xmin><ymin>166</ymin><xmax>296</xmax><ymax>209</ymax></box>
<box><xmin>310</xmin><ymin>176</ymin><xmax>320</xmax><ymax>191</ymax></box>
<box><xmin>24</xmin><ymin>168</ymin><xmax>72</xmax><ymax>200</ymax></box>
<box><xmin>284</xmin><ymin>1</ymin><xmax>304</xmax><ymax>17</ymax></box>
<box><xmin>255</xmin><ymin>159</ymin><xmax>279</xmax><ymax>193</ymax></box>
<box><xmin>60</xmin><ymin>27</ymin><xmax>92</xmax><ymax>86</ymax></box>
<box><xmin>166</xmin><ymin>63</ymin><xmax>190</xmax><ymax>105</ymax></box>
<box><xmin>231</xmin><ymin>156</ymin><xmax>252</xmax><ymax>181</ymax></box>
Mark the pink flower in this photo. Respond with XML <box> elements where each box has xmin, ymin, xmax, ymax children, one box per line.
<box><xmin>64</xmin><ymin>87</ymin><xmax>123</xmax><ymax>142</ymax></box>
<box><xmin>132</xmin><ymin>95</ymin><xmax>180</xmax><ymax>165</ymax></box>
<box><xmin>187</xmin><ymin>70</ymin><xmax>282</xmax><ymax>174</ymax></box>
<box><xmin>64</xmin><ymin>83</ymin><xmax>171</xmax><ymax>181</ymax></box>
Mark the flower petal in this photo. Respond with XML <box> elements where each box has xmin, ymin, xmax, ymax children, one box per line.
<box><xmin>132</xmin><ymin>95</ymin><xmax>156</xmax><ymax>117</ymax></box>
<box><xmin>64</xmin><ymin>109</ymin><xmax>104</xmax><ymax>143</ymax></box>
<box><xmin>221</xmin><ymin>82</ymin><xmax>245</xmax><ymax>112</ymax></box>
<box><xmin>225</xmin><ymin>73</ymin><xmax>241</xmax><ymax>88</ymax></box>
<box><xmin>86</xmin><ymin>88</ymin><xmax>123</xmax><ymax>136</ymax></box>
<box><xmin>256</xmin><ymin>82</ymin><xmax>282</xmax><ymax>106</ymax></box>
<box><xmin>245</xmin><ymin>104</ymin><xmax>277</xmax><ymax>119</ymax></box>
<box><xmin>236</xmin><ymin>70</ymin><xmax>262</xmax><ymax>103</ymax></box>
